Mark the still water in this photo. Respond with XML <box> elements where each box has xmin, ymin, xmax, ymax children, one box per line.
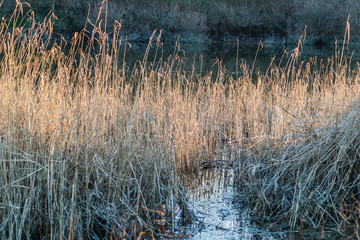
<box><xmin>180</xmin><ymin>167</ymin><xmax>342</xmax><ymax>240</ymax></box>
<box><xmin>121</xmin><ymin>41</ymin><xmax>358</xmax><ymax>76</ymax></box>
<box><xmin>183</xmin><ymin>168</ymin><xmax>278</xmax><ymax>239</ymax></box>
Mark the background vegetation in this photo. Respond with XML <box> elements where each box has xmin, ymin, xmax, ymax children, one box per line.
<box><xmin>1</xmin><ymin>0</ymin><xmax>360</xmax><ymax>42</ymax></box>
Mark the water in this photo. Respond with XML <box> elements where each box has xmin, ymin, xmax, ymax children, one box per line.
<box><xmin>186</xmin><ymin>169</ymin><xmax>239</xmax><ymax>239</ymax></box>
<box><xmin>184</xmin><ymin>169</ymin><xmax>270</xmax><ymax>239</ymax></box>
<box><xmin>179</xmin><ymin>167</ymin><xmax>342</xmax><ymax>240</ymax></box>
<box><xmin>181</xmin><ymin>168</ymin><xmax>279</xmax><ymax>240</ymax></box>
<box><xmin>121</xmin><ymin>41</ymin><xmax>359</xmax><ymax>76</ymax></box>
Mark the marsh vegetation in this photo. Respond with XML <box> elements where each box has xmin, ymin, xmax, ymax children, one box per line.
<box><xmin>1</xmin><ymin>2</ymin><xmax>360</xmax><ymax>239</ymax></box>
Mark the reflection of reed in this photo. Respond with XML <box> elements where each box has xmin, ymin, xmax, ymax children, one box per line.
<box><xmin>182</xmin><ymin>169</ymin><xmax>234</xmax><ymax>200</ymax></box>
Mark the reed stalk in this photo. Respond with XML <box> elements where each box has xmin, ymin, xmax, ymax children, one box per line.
<box><xmin>1</xmin><ymin>4</ymin><xmax>360</xmax><ymax>238</ymax></box>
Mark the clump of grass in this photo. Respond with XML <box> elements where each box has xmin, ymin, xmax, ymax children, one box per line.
<box><xmin>0</xmin><ymin>4</ymin><xmax>185</xmax><ymax>239</ymax></box>
<box><xmin>237</xmin><ymin>98</ymin><xmax>360</xmax><ymax>231</ymax></box>
<box><xmin>236</xmin><ymin>22</ymin><xmax>360</xmax><ymax>233</ymax></box>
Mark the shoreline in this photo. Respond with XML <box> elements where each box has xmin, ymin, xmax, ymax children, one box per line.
<box><xmin>57</xmin><ymin>28</ymin><xmax>355</xmax><ymax>47</ymax></box>
<box><xmin>1</xmin><ymin>0</ymin><xmax>359</xmax><ymax>47</ymax></box>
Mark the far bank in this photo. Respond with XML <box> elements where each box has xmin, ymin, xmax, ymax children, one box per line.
<box><xmin>1</xmin><ymin>0</ymin><xmax>360</xmax><ymax>44</ymax></box>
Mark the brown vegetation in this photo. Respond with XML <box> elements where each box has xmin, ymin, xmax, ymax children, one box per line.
<box><xmin>1</xmin><ymin>3</ymin><xmax>360</xmax><ymax>239</ymax></box>
<box><xmin>236</xmin><ymin>22</ymin><xmax>360</xmax><ymax>235</ymax></box>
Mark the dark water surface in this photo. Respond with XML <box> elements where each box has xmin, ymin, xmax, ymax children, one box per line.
<box><xmin>121</xmin><ymin>41</ymin><xmax>359</xmax><ymax>76</ymax></box>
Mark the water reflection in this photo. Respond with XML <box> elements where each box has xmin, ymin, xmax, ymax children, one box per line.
<box><xmin>181</xmin><ymin>168</ymin><xmax>278</xmax><ymax>239</ymax></box>
<box><xmin>180</xmin><ymin>167</ymin><xmax>341</xmax><ymax>239</ymax></box>
<box><xmin>120</xmin><ymin>41</ymin><xmax>359</xmax><ymax>76</ymax></box>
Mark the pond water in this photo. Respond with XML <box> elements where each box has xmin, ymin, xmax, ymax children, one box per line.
<box><xmin>183</xmin><ymin>168</ymin><xmax>277</xmax><ymax>239</ymax></box>
<box><xmin>172</xmin><ymin>147</ymin><xmax>341</xmax><ymax>239</ymax></box>
<box><xmin>180</xmin><ymin>167</ymin><xmax>342</xmax><ymax>240</ymax></box>
<box><xmin>121</xmin><ymin>41</ymin><xmax>359</xmax><ymax>76</ymax></box>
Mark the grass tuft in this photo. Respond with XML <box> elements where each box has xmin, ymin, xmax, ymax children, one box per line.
<box><xmin>236</xmin><ymin>19</ymin><xmax>360</xmax><ymax>232</ymax></box>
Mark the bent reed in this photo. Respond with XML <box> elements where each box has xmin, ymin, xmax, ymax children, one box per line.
<box><xmin>237</xmin><ymin>19</ymin><xmax>360</xmax><ymax>235</ymax></box>
<box><xmin>1</xmin><ymin>3</ymin><xmax>360</xmax><ymax>239</ymax></box>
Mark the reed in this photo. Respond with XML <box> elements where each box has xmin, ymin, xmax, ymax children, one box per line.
<box><xmin>0</xmin><ymin>4</ymin><xmax>185</xmax><ymax>239</ymax></box>
<box><xmin>236</xmin><ymin>97</ymin><xmax>360</xmax><ymax>232</ymax></box>
<box><xmin>236</xmin><ymin>20</ymin><xmax>360</xmax><ymax>233</ymax></box>
<box><xmin>1</xmin><ymin>3</ymin><xmax>360</xmax><ymax>239</ymax></box>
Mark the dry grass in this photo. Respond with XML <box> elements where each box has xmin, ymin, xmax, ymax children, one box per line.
<box><xmin>236</xmin><ymin>98</ymin><xmax>360</xmax><ymax>233</ymax></box>
<box><xmin>1</xmin><ymin>3</ymin><xmax>360</xmax><ymax>239</ymax></box>
<box><xmin>0</xmin><ymin>5</ymin><xmax>185</xmax><ymax>239</ymax></box>
<box><xmin>236</xmin><ymin>23</ymin><xmax>360</xmax><ymax>235</ymax></box>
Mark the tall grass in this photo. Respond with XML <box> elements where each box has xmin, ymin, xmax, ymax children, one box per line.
<box><xmin>236</xmin><ymin>21</ymin><xmax>360</xmax><ymax>235</ymax></box>
<box><xmin>1</xmin><ymin>3</ymin><xmax>360</xmax><ymax>239</ymax></box>
<box><xmin>0</xmin><ymin>4</ymin><xmax>185</xmax><ymax>239</ymax></box>
<box><xmin>236</xmin><ymin>97</ymin><xmax>360</xmax><ymax>235</ymax></box>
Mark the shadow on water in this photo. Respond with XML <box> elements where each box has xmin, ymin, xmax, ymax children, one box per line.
<box><xmin>120</xmin><ymin>41</ymin><xmax>359</xmax><ymax>78</ymax></box>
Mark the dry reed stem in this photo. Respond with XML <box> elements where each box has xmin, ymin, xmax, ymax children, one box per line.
<box><xmin>238</xmin><ymin>99</ymin><xmax>360</xmax><ymax>230</ymax></box>
<box><xmin>1</xmin><ymin>4</ymin><xmax>360</xmax><ymax>238</ymax></box>
<box><xmin>236</xmin><ymin>18</ymin><xmax>360</xmax><ymax>233</ymax></box>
